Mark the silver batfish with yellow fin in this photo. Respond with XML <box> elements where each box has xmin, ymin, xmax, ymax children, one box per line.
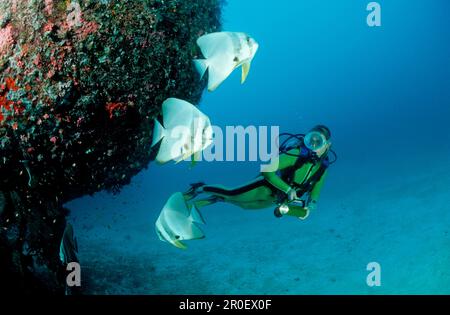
<box><xmin>155</xmin><ymin>192</ymin><xmax>206</xmax><ymax>249</ymax></box>
<box><xmin>151</xmin><ymin>98</ymin><xmax>213</xmax><ymax>164</ymax></box>
<box><xmin>194</xmin><ymin>32</ymin><xmax>259</xmax><ymax>92</ymax></box>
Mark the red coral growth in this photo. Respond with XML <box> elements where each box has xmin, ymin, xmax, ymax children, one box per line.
<box><xmin>4</xmin><ymin>77</ymin><xmax>18</xmax><ymax>91</ymax></box>
<box><xmin>0</xmin><ymin>77</ymin><xmax>21</xmax><ymax>124</ymax></box>
<box><xmin>45</xmin><ymin>45</ymin><xmax>73</xmax><ymax>79</ymax></box>
<box><xmin>105</xmin><ymin>102</ymin><xmax>127</xmax><ymax>119</ymax></box>
<box><xmin>42</xmin><ymin>22</ymin><xmax>55</xmax><ymax>34</ymax></box>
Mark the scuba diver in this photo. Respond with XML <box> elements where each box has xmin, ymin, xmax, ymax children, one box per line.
<box><xmin>155</xmin><ymin>125</ymin><xmax>337</xmax><ymax>249</ymax></box>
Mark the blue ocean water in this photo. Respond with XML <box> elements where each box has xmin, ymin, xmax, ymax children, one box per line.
<box><xmin>67</xmin><ymin>0</ymin><xmax>450</xmax><ymax>294</ymax></box>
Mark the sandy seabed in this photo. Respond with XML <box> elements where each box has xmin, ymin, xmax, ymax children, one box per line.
<box><xmin>67</xmin><ymin>155</ymin><xmax>450</xmax><ymax>295</ymax></box>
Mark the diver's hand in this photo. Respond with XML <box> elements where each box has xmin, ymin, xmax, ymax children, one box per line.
<box><xmin>296</xmin><ymin>201</ymin><xmax>316</xmax><ymax>221</ymax></box>
<box><xmin>286</xmin><ymin>187</ymin><xmax>298</xmax><ymax>201</ymax></box>
<box><xmin>306</xmin><ymin>200</ymin><xmax>317</xmax><ymax>212</ymax></box>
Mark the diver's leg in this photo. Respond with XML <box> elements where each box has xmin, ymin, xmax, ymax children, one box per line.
<box><xmin>225</xmin><ymin>185</ymin><xmax>275</xmax><ymax>209</ymax></box>
<box><xmin>192</xmin><ymin>196</ymin><xmax>223</xmax><ymax>209</ymax></box>
<box><xmin>183</xmin><ymin>177</ymin><xmax>276</xmax><ymax>210</ymax></box>
<box><xmin>201</xmin><ymin>177</ymin><xmax>269</xmax><ymax>197</ymax></box>
<box><xmin>203</xmin><ymin>180</ymin><xmax>276</xmax><ymax>210</ymax></box>
<box><xmin>190</xmin><ymin>190</ymin><xmax>273</xmax><ymax>210</ymax></box>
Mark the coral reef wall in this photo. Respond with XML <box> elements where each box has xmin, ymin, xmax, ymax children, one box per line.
<box><xmin>0</xmin><ymin>0</ymin><xmax>222</xmax><ymax>294</ymax></box>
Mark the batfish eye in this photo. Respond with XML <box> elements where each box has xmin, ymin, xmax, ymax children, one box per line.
<box><xmin>175</xmin><ymin>235</ymin><xmax>180</xmax><ymax>240</ymax></box>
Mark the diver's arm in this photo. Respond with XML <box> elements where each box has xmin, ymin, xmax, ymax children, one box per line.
<box><xmin>261</xmin><ymin>149</ymin><xmax>299</xmax><ymax>194</ymax></box>
<box><xmin>308</xmin><ymin>169</ymin><xmax>328</xmax><ymax>209</ymax></box>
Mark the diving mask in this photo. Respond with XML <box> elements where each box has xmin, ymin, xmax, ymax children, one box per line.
<box><xmin>304</xmin><ymin>131</ymin><xmax>327</xmax><ymax>151</ymax></box>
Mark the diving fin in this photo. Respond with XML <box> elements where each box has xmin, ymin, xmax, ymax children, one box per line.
<box><xmin>184</xmin><ymin>182</ymin><xmax>206</xmax><ymax>200</ymax></box>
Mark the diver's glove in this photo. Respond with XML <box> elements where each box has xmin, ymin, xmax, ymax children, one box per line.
<box><xmin>286</xmin><ymin>187</ymin><xmax>298</xmax><ymax>201</ymax></box>
<box><xmin>306</xmin><ymin>200</ymin><xmax>317</xmax><ymax>212</ymax></box>
<box><xmin>300</xmin><ymin>200</ymin><xmax>317</xmax><ymax>220</ymax></box>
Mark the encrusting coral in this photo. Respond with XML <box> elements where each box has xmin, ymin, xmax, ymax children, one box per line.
<box><xmin>0</xmin><ymin>0</ymin><xmax>222</xmax><ymax>294</ymax></box>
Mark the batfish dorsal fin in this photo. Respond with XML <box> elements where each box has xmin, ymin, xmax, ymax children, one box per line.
<box><xmin>197</xmin><ymin>32</ymin><xmax>233</xmax><ymax>59</ymax></box>
<box><xmin>164</xmin><ymin>192</ymin><xmax>190</xmax><ymax>217</ymax></box>
<box><xmin>162</xmin><ymin>98</ymin><xmax>195</xmax><ymax>129</ymax></box>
